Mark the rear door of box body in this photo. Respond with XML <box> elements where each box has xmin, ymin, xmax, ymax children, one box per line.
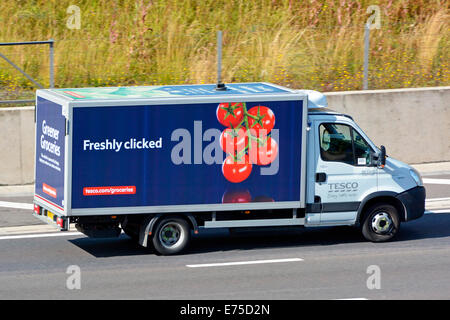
<box><xmin>34</xmin><ymin>95</ymin><xmax>66</xmax><ymax>214</ymax></box>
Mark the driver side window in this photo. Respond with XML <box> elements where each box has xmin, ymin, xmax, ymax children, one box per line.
<box><xmin>319</xmin><ymin>123</ymin><xmax>373</xmax><ymax>166</ymax></box>
<box><xmin>319</xmin><ymin>123</ymin><xmax>354</xmax><ymax>165</ymax></box>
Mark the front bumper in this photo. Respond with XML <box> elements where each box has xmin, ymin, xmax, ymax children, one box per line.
<box><xmin>395</xmin><ymin>186</ymin><xmax>426</xmax><ymax>221</ymax></box>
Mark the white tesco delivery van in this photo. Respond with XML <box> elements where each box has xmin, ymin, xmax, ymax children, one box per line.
<box><xmin>33</xmin><ymin>83</ymin><xmax>425</xmax><ymax>255</ymax></box>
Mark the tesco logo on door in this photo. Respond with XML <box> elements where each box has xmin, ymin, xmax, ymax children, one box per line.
<box><xmin>42</xmin><ymin>183</ymin><xmax>57</xmax><ymax>198</ymax></box>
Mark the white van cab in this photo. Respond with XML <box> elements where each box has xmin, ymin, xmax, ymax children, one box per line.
<box><xmin>302</xmin><ymin>90</ymin><xmax>425</xmax><ymax>242</ymax></box>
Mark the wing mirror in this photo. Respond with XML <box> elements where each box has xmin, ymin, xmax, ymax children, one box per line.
<box><xmin>379</xmin><ymin>145</ymin><xmax>386</xmax><ymax>167</ymax></box>
<box><xmin>370</xmin><ymin>145</ymin><xmax>387</xmax><ymax>168</ymax></box>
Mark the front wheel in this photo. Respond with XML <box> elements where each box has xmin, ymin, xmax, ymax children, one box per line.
<box><xmin>361</xmin><ymin>203</ymin><xmax>400</xmax><ymax>242</ymax></box>
<box><xmin>152</xmin><ymin>217</ymin><xmax>191</xmax><ymax>255</ymax></box>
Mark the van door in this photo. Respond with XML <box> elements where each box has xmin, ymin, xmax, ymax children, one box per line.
<box><xmin>34</xmin><ymin>96</ymin><xmax>66</xmax><ymax>215</ymax></box>
<box><xmin>313</xmin><ymin>120</ymin><xmax>377</xmax><ymax>225</ymax></box>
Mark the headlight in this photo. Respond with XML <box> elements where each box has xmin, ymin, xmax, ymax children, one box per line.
<box><xmin>409</xmin><ymin>169</ymin><xmax>423</xmax><ymax>186</ymax></box>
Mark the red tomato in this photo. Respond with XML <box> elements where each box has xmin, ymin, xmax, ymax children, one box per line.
<box><xmin>248</xmin><ymin>137</ymin><xmax>278</xmax><ymax>166</ymax></box>
<box><xmin>216</xmin><ymin>102</ymin><xmax>244</xmax><ymax>128</ymax></box>
<box><xmin>222</xmin><ymin>189</ymin><xmax>252</xmax><ymax>203</ymax></box>
<box><xmin>247</xmin><ymin>106</ymin><xmax>275</xmax><ymax>135</ymax></box>
<box><xmin>220</xmin><ymin>128</ymin><xmax>248</xmax><ymax>155</ymax></box>
<box><xmin>222</xmin><ymin>155</ymin><xmax>252</xmax><ymax>183</ymax></box>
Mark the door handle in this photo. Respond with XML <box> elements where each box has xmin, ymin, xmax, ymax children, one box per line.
<box><xmin>316</xmin><ymin>172</ymin><xmax>327</xmax><ymax>183</ymax></box>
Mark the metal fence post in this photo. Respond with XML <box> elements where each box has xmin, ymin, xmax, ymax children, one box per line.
<box><xmin>215</xmin><ymin>30</ymin><xmax>226</xmax><ymax>90</ymax></box>
<box><xmin>49</xmin><ymin>39</ymin><xmax>54</xmax><ymax>88</ymax></box>
<box><xmin>363</xmin><ymin>24</ymin><xmax>370</xmax><ymax>90</ymax></box>
<box><xmin>217</xmin><ymin>31</ymin><xmax>222</xmax><ymax>84</ymax></box>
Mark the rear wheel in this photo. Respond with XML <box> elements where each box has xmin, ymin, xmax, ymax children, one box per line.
<box><xmin>152</xmin><ymin>217</ymin><xmax>191</xmax><ymax>255</ymax></box>
<box><xmin>361</xmin><ymin>203</ymin><xmax>400</xmax><ymax>242</ymax></box>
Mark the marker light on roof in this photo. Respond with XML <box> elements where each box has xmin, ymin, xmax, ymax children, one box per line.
<box><xmin>294</xmin><ymin>90</ymin><xmax>328</xmax><ymax>108</ymax></box>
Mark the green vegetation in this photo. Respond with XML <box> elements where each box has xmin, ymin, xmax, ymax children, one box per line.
<box><xmin>0</xmin><ymin>0</ymin><xmax>448</xmax><ymax>104</ymax></box>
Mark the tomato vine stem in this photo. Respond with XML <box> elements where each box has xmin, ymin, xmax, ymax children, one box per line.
<box><xmin>223</xmin><ymin>102</ymin><xmax>271</xmax><ymax>162</ymax></box>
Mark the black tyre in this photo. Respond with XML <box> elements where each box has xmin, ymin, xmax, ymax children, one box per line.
<box><xmin>361</xmin><ymin>203</ymin><xmax>400</xmax><ymax>242</ymax></box>
<box><xmin>152</xmin><ymin>217</ymin><xmax>191</xmax><ymax>255</ymax></box>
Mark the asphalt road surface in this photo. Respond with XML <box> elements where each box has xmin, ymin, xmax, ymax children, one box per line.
<box><xmin>0</xmin><ymin>177</ymin><xmax>449</xmax><ymax>300</ymax></box>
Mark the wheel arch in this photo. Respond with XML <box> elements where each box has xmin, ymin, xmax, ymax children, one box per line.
<box><xmin>356</xmin><ymin>192</ymin><xmax>405</xmax><ymax>226</ymax></box>
<box><xmin>138</xmin><ymin>213</ymin><xmax>198</xmax><ymax>248</ymax></box>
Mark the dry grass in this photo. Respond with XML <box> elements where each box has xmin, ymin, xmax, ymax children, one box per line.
<box><xmin>0</xmin><ymin>0</ymin><xmax>448</xmax><ymax>104</ymax></box>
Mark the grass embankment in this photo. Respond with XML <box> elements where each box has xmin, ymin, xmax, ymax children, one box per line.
<box><xmin>0</xmin><ymin>0</ymin><xmax>448</xmax><ymax>104</ymax></box>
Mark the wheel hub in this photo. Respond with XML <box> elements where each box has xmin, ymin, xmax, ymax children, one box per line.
<box><xmin>160</xmin><ymin>224</ymin><xmax>181</xmax><ymax>247</ymax></box>
<box><xmin>371</xmin><ymin>212</ymin><xmax>393</xmax><ymax>234</ymax></box>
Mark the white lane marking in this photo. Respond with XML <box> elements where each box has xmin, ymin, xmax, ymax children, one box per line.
<box><xmin>423</xmin><ymin>178</ymin><xmax>450</xmax><ymax>185</ymax></box>
<box><xmin>0</xmin><ymin>201</ymin><xmax>33</xmax><ymax>210</ymax></box>
<box><xmin>186</xmin><ymin>258</ymin><xmax>303</xmax><ymax>268</ymax></box>
<box><xmin>426</xmin><ymin>197</ymin><xmax>450</xmax><ymax>202</ymax></box>
<box><xmin>334</xmin><ymin>298</ymin><xmax>368</xmax><ymax>300</ymax></box>
<box><xmin>426</xmin><ymin>198</ymin><xmax>450</xmax><ymax>210</ymax></box>
<box><xmin>0</xmin><ymin>232</ymin><xmax>83</xmax><ymax>240</ymax></box>
<box><xmin>425</xmin><ymin>209</ymin><xmax>450</xmax><ymax>215</ymax></box>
